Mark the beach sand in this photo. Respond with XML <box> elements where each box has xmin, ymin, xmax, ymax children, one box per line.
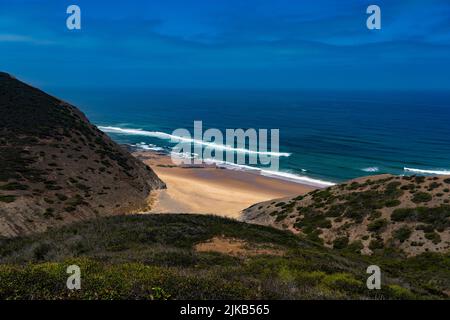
<box><xmin>133</xmin><ymin>151</ymin><xmax>315</xmax><ymax>219</ymax></box>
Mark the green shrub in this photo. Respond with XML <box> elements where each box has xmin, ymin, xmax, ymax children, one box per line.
<box><xmin>65</xmin><ymin>206</ymin><xmax>76</xmax><ymax>213</ymax></box>
<box><xmin>412</xmin><ymin>192</ymin><xmax>432</xmax><ymax>203</ymax></box>
<box><xmin>346</xmin><ymin>241</ymin><xmax>364</xmax><ymax>253</ymax></box>
<box><xmin>322</xmin><ymin>273</ymin><xmax>364</xmax><ymax>293</ymax></box>
<box><xmin>0</xmin><ymin>195</ymin><xmax>16</xmax><ymax>203</ymax></box>
<box><xmin>44</xmin><ymin>198</ymin><xmax>54</xmax><ymax>204</ymax></box>
<box><xmin>43</xmin><ymin>208</ymin><xmax>55</xmax><ymax>219</ymax></box>
<box><xmin>416</xmin><ymin>224</ymin><xmax>434</xmax><ymax>233</ymax></box>
<box><xmin>318</xmin><ymin>219</ymin><xmax>332</xmax><ymax>229</ymax></box>
<box><xmin>393</xmin><ymin>226</ymin><xmax>412</xmax><ymax>243</ymax></box>
<box><xmin>33</xmin><ymin>243</ymin><xmax>52</xmax><ymax>261</ymax></box>
<box><xmin>369</xmin><ymin>238</ymin><xmax>384</xmax><ymax>250</ymax></box>
<box><xmin>367</xmin><ymin>219</ymin><xmax>388</xmax><ymax>233</ymax></box>
<box><xmin>428</xmin><ymin>182</ymin><xmax>441</xmax><ymax>190</ymax></box>
<box><xmin>56</xmin><ymin>193</ymin><xmax>68</xmax><ymax>201</ymax></box>
<box><xmin>368</xmin><ymin>211</ymin><xmax>382</xmax><ymax>220</ymax></box>
<box><xmin>150</xmin><ymin>287</ymin><xmax>172</xmax><ymax>300</ymax></box>
<box><xmin>391</xmin><ymin>208</ymin><xmax>414</xmax><ymax>222</ymax></box>
<box><xmin>415</xmin><ymin>176</ymin><xmax>426</xmax><ymax>183</ymax></box>
<box><xmin>274</xmin><ymin>202</ymin><xmax>286</xmax><ymax>207</ymax></box>
<box><xmin>424</xmin><ymin>232</ymin><xmax>441</xmax><ymax>244</ymax></box>
<box><xmin>0</xmin><ymin>182</ymin><xmax>29</xmax><ymax>190</ymax></box>
<box><xmin>306</xmin><ymin>230</ymin><xmax>324</xmax><ymax>244</ymax></box>
<box><xmin>347</xmin><ymin>182</ymin><xmax>360</xmax><ymax>190</ymax></box>
<box><xmin>385</xmin><ymin>199</ymin><xmax>401</xmax><ymax>207</ymax></box>
<box><xmin>295</xmin><ymin>271</ymin><xmax>326</xmax><ymax>286</ymax></box>
<box><xmin>332</xmin><ymin>237</ymin><xmax>349</xmax><ymax>249</ymax></box>
<box><xmin>387</xmin><ymin>284</ymin><xmax>416</xmax><ymax>300</ymax></box>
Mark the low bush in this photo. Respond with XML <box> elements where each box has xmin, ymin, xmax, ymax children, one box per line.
<box><xmin>332</xmin><ymin>237</ymin><xmax>349</xmax><ymax>249</ymax></box>
<box><xmin>0</xmin><ymin>195</ymin><xmax>16</xmax><ymax>203</ymax></box>
<box><xmin>393</xmin><ymin>226</ymin><xmax>412</xmax><ymax>243</ymax></box>
<box><xmin>412</xmin><ymin>192</ymin><xmax>432</xmax><ymax>203</ymax></box>
<box><xmin>367</xmin><ymin>219</ymin><xmax>388</xmax><ymax>233</ymax></box>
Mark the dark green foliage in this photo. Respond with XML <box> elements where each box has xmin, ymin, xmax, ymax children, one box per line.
<box><xmin>0</xmin><ymin>146</ymin><xmax>45</xmax><ymax>183</ymax></box>
<box><xmin>305</xmin><ymin>230</ymin><xmax>324</xmax><ymax>244</ymax></box>
<box><xmin>294</xmin><ymin>207</ymin><xmax>331</xmax><ymax>237</ymax></box>
<box><xmin>43</xmin><ymin>208</ymin><xmax>55</xmax><ymax>219</ymax></box>
<box><xmin>415</xmin><ymin>176</ymin><xmax>426</xmax><ymax>184</ymax></box>
<box><xmin>369</xmin><ymin>238</ymin><xmax>384</xmax><ymax>250</ymax></box>
<box><xmin>347</xmin><ymin>182</ymin><xmax>361</xmax><ymax>190</ymax></box>
<box><xmin>368</xmin><ymin>211</ymin><xmax>382</xmax><ymax>220</ymax></box>
<box><xmin>394</xmin><ymin>226</ymin><xmax>412</xmax><ymax>243</ymax></box>
<box><xmin>330</xmin><ymin>184</ymin><xmax>403</xmax><ymax>223</ymax></box>
<box><xmin>391</xmin><ymin>208</ymin><xmax>414</xmax><ymax>222</ymax></box>
<box><xmin>0</xmin><ymin>195</ymin><xmax>16</xmax><ymax>203</ymax></box>
<box><xmin>0</xmin><ymin>214</ymin><xmax>448</xmax><ymax>299</ymax></box>
<box><xmin>424</xmin><ymin>232</ymin><xmax>441</xmax><ymax>244</ymax></box>
<box><xmin>428</xmin><ymin>182</ymin><xmax>441</xmax><ymax>190</ymax></box>
<box><xmin>275</xmin><ymin>213</ymin><xmax>288</xmax><ymax>222</ymax></box>
<box><xmin>416</xmin><ymin>224</ymin><xmax>434</xmax><ymax>233</ymax></box>
<box><xmin>367</xmin><ymin>219</ymin><xmax>388</xmax><ymax>233</ymax></box>
<box><xmin>385</xmin><ymin>199</ymin><xmax>401</xmax><ymax>207</ymax></box>
<box><xmin>412</xmin><ymin>192</ymin><xmax>432</xmax><ymax>203</ymax></box>
<box><xmin>401</xmin><ymin>184</ymin><xmax>416</xmax><ymax>191</ymax></box>
<box><xmin>346</xmin><ymin>241</ymin><xmax>364</xmax><ymax>253</ymax></box>
<box><xmin>391</xmin><ymin>206</ymin><xmax>450</xmax><ymax>231</ymax></box>
<box><xmin>332</xmin><ymin>237</ymin><xmax>349</xmax><ymax>249</ymax></box>
<box><xmin>0</xmin><ymin>182</ymin><xmax>29</xmax><ymax>190</ymax></box>
<box><xmin>55</xmin><ymin>193</ymin><xmax>68</xmax><ymax>201</ymax></box>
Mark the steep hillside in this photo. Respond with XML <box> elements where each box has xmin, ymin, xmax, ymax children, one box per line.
<box><xmin>242</xmin><ymin>175</ymin><xmax>450</xmax><ymax>256</ymax></box>
<box><xmin>0</xmin><ymin>214</ymin><xmax>448</xmax><ymax>299</ymax></box>
<box><xmin>0</xmin><ymin>72</ymin><xmax>165</xmax><ymax>237</ymax></box>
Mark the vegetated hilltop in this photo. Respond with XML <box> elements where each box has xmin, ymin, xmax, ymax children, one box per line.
<box><xmin>0</xmin><ymin>72</ymin><xmax>165</xmax><ymax>237</ymax></box>
<box><xmin>242</xmin><ymin>174</ymin><xmax>450</xmax><ymax>256</ymax></box>
<box><xmin>0</xmin><ymin>214</ymin><xmax>448</xmax><ymax>299</ymax></box>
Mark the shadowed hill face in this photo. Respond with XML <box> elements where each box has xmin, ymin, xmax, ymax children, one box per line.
<box><xmin>0</xmin><ymin>72</ymin><xmax>165</xmax><ymax>237</ymax></box>
<box><xmin>242</xmin><ymin>175</ymin><xmax>450</xmax><ymax>256</ymax></box>
<box><xmin>0</xmin><ymin>72</ymin><xmax>79</xmax><ymax>135</ymax></box>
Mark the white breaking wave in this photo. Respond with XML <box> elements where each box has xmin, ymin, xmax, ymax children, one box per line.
<box><xmin>134</xmin><ymin>142</ymin><xmax>165</xmax><ymax>152</ymax></box>
<box><xmin>361</xmin><ymin>167</ymin><xmax>380</xmax><ymax>173</ymax></box>
<box><xmin>404</xmin><ymin>167</ymin><xmax>450</xmax><ymax>175</ymax></box>
<box><xmin>99</xmin><ymin>126</ymin><xmax>291</xmax><ymax>157</ymax></box>
<box><xmin>201</xmin><ymin>158</ymin><xmax>335</xmax><ymax>187</ymax></box>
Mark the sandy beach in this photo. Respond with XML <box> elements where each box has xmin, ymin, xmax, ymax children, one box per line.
<box><xmin>133</xmin><ymin>151</ymin><xmax>315</xmax><ymax>219</ymax></box>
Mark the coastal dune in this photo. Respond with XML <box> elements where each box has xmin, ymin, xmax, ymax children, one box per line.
<box><xmin>134</xmin><ymin>151</ymin><xmax>315</xmax><ymax>218</ymax></box>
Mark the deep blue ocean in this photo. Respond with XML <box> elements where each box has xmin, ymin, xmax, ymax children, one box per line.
<box><xmin>48</xmin><ymin>88</ymin><xmax>450</xmax><ymax>186</ymax></box>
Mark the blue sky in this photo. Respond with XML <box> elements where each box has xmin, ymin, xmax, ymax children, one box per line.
<box><xmin>1</xmin><ymin>0</ymin><xmax>450</xmax><ymax>89</ymax></box>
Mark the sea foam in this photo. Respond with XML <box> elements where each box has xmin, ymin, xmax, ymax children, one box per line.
<box><xmin>202</xmin><ymin>157</ymin><xmax>335</xmax><ymax>187</ymax></box>
<box><xmin>361</xmin><ymin>167</ymin><xmax>380</xmax><ymax>173</ymax></box>
<box><xmin>404</xmin><ymin>167</ymin><xmax>450</xmax><ymax>175</ymax></box>
<box><xmin>99</xmin><ymin>126</ymin><xmax>291</xmax><ymax>157</ymax></box>
<box><xmin>134</xmin><ymin>142</ymin><xmax>165</xmax><ymax>152</ymax></box>
<box><xmin>100</xmin><ymin>126</ymin><xmax>334</xmax><ymax>187</ymax></box>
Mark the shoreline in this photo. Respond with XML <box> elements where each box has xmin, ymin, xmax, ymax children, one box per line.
<box><xmin>133</xmin><ymin>150</ymin><xmax>316</xmax><ymax>219</ymax></box>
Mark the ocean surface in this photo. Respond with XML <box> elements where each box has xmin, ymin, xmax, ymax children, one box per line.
<box><xmin>48</xmin><ymin>88</ymin><xmax>450</xmax><ymax>187</ymax></box>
